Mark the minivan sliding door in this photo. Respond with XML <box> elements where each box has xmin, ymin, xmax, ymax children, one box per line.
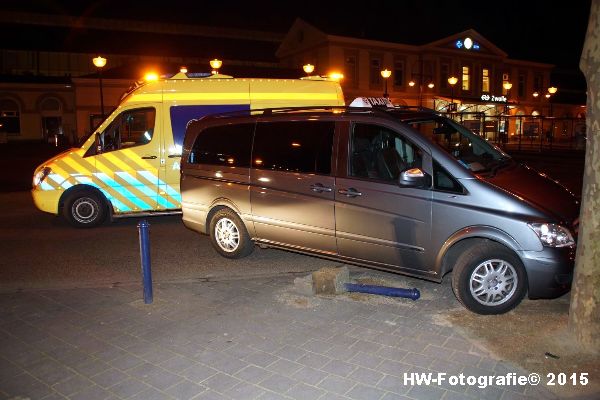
<box><xmin>250</xmin><ymin>120</ymin><xmax>337</xmax><ymax>254</ymax></box>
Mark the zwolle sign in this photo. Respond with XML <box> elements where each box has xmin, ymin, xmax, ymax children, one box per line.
<box><xmin>481</xmin><ymin>94</ymin><xmax>507</xmax><ymax>103</ymax></box>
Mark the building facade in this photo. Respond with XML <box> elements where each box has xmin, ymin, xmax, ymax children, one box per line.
<box><xmin>0</xmin><ymin>14</ymin><xmax>586</xmax><ymax>147</ymax></box>
<box><xmin>277</xmin><ymin>19</ymin><xmax>586</xmax><ymax>146</ymax></box>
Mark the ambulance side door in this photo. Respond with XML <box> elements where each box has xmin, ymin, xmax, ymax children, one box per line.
<box><xmin>93</xmin><ymin>104</ymin><xmax>162</xmax><ymax>213</ymax></box>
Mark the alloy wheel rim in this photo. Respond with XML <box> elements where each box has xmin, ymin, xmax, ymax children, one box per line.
<box><xmin>469</xmin><ymin>259</ymin><xmax>518</xmax><ymax>306</ymax></box>
<box><xmin>72</xmin><ymin>197</ymin><xmax>99</xmax><ymax>223</ymax></box>
<box><xmin>215</xmin><ymin>217</ymin><xmax>240</xmax><ymax>252</ymax></box>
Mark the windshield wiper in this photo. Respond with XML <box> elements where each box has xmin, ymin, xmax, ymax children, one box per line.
<box><xmin>489</xmin><ymin>156</ymin><xmax>512</xmax><ymax>177</ymax></box>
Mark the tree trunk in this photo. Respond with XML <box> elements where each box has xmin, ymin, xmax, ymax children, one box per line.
<box><xmin>568</xmin><ymin>0</ymin><xmax>600</xmax><ymax>353</ymax></box>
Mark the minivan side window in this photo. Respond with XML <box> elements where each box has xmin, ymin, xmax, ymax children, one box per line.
<box><xmin>100</xmin><ymin>107</ymin><xmax>156</xmax><ymax>153</ymax></box>
<box><xmin>350</xmin><ymin>123</ymin><xmax>422</xmax><ymax>181</ymax></box>
<box><xmin>189</xmin><ymin>123</ymin><xmax>254</xmax><ymax>167</ymax></box>
<box><xmin>253</xmin><ymin>121</ymin><xmax>335</xmax><ymax>174</ymax></box>
<box><xmin>433</xmin><ymin>160</ymin><xmax>464</xmax><ymax>193</ymax></box>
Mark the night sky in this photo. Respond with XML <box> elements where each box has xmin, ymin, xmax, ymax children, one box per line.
<box><xmin>4</xmin><ymin>0</ymin><xmax>592</xmax><ymax>69</ymax></box>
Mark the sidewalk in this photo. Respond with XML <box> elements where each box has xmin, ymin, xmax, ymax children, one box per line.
<box><xmin>0</xmin><ymin>270</ymin><xmax>580</xmax><ymax>400</ymax></box>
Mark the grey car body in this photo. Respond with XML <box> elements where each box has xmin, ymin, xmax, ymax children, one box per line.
<box><xmin>180</xmin><ymin>106</ymin><xmax>579</xmax><ymax>314</ymax></box>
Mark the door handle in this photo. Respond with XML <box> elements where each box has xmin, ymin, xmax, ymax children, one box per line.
<box><xmin>141</xmin><ymin>155</ymin><xmax>157</xmax><ymax>159</ymax></box>
<box><xmin>310</xmin><ymin>183</ymin><xmax>333</xmax><ymax>193</ymax></box>
<box><xmin>338</xmin><ymin>188</ymin><xmax>362</xmax><ymax>197</ymax></box>
<box><xmin>168</xmin><ymin>154</ymin><xmax>181</xmax><ymax>158</ymax></box>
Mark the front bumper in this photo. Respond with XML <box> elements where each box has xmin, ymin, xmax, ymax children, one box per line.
<box><xmin>31</xmin><ymin>187</ymin><xmax>62</xmax><ymax>215</ymax></box>
<box><xmin>520</xmin><ymin>246</ymin><xmax>576</xmax><ymax>299</ymax></box>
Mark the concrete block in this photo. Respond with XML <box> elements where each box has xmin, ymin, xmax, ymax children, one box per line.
<box><xmin>312</xmin><ymin>267</ymin><xmax>349</xmax><ymax>295</ymax></box>
<box><xmin>292</xmin><ymin>275</ymin><xmax>315</xmax><ymax>296</ymax></box>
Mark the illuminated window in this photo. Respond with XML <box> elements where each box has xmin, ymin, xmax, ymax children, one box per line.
<box><xmin>502</xmin><ymin>74</ymin><xmax>511</xmax><ymax>95</ymax></box>
<box><xmin>482</xmin><ymin>68</ymin><xmax>490</xmax><ymax>93</ymax></box>
<box><xmin>462</xmin><ymin>66</ymin><xmax>470</xmax><ymax>91</ymax></box>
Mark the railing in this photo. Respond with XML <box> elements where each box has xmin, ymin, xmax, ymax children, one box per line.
<box><xmin>441</xmin><ymin>112</ymin><xmax>587</xmax><ymax>151</ymax></box>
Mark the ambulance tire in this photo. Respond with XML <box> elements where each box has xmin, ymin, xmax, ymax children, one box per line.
<box><xmin>63</xmin><ymin>190</ymin><xmax>107</xmax><ymax>228</ymax></box>
<box><xmin>209</xmin><ymin>208</ymin><xmax>254</xmax><ymax>259</ymax></box>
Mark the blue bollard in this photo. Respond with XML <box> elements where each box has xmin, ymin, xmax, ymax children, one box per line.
<box><xmin>137</xmin><ymin>220</ymin><xmax>153</xmax><ymax>304</ymax></box>
<box><xmin>345</xmin><ymin>283</ymin><xmax>420</xmax><ymax>300</ymax></box>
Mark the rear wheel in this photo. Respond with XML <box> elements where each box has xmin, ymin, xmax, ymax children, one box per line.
<box><xmin>62</xmin><ymin>191</ymin><xmax>107</xmax><ymax>228</ymax></box>
<box><xmin>209</xmin><ymin>208</ymin><xmax>254</xmax><ymax>259</ymax></box>
<box><xmin>451</xmin><ymin>241</ymin><xmax>527</xmax><ymax>314</ymax></box>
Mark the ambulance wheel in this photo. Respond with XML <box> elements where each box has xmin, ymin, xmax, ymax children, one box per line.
<box><xmin>63</xmin><ymin>190</ymin><xmax>107</xmax><ymax>228</ymax></box>
<box><xmin>209</xmin><ymin>208</ymin><xmax>254</xmax><ymax>259</ymax></box>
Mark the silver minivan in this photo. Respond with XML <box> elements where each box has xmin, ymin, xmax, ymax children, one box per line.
<box><xmin>180</xmin><ymin>105</ymin><xmax>579</xmax><ymax>314</ymax></box>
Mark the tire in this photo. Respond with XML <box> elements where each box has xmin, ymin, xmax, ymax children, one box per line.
<box><xmin>209</xmin><ymin>208</ymin><xmax>254</xmax><ymax>259</ymax></box>
<box><xmin>62</xmin><ymin>191</ymin><xmax>107</xmax><ymax>228</ymax></box>
<box><xmin>451</xmin><ymin>241</ymin><xmax>527</xmax><ymax>315</ymax></box>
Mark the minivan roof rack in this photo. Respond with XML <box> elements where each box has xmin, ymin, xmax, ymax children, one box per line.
<box><xmin>194</xmin><ymin>104</ymin><xmax>439</xmax><ymax>122</ymax></box>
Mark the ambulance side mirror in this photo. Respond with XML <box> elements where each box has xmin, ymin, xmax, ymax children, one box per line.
<box><xmin>95</xmin><ymin>132</ymin><xmax>103</xmax><ymax>154</ymax></box>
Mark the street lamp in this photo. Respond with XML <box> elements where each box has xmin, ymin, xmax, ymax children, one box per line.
<box><xmin>303</xmin><ymin>63</ymin><xmax>315</xmax><ymax>76</ymax></box>
<box><xmin>447</xmin><ymin>76</ymin><xmax>458</xmax><ymax>111</ymax></box>
<box><xmin>380</xmin><ymin>69</ymin><xmax>391</xmax><ymax>98</ymax></box>
<box><xmin>210</xmin><ymin>59</ymin><xmax>222</xmax><ymax>75</ymax></box>
<box><xmin>92</xmin><ymin>56</ymin><xmax>107</xmax><ymax>118</ymax></box>
<box><xmin>502</xmin><ymin>81</ymin><xmax>513</xmax><ymax>114</ymax></box>
<box><xmin>547</xmin><ymin>86</ymin><xmax>558</xmax><ymax>116</ymax></box>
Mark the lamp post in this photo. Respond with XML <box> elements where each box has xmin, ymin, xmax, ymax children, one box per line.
<box><xmin>303</xmin><ymin>63</ymin><xmax>315</xmax><ymax>76</ymax></box>
<box><xmin>408</xmin><ymin>58</ymin><xmax>434</xmax><ymax>108</ymax></box>
<box><xmin>502</xmin><ymin>82</ymin><xmax>513</xmax><ymax>144</ymax></box>
<box><xmin>210</xmin><ymin>59</ymin><xmax>222</xmax><ymax>75</ymax></box>
<box><xmin>546</xmin><ymin>86</ymin><xmax>558</xmax><ymax>146</ymax></box>
<box><xmin>502</xmin><ymin>81</ymin><xmax>512</xmax><ymax>114</ymax></box>
<box><xmin>381</xmin><ymin>69</ymin><xmax>391</xmax><ymax>98</ymax></box>
<box><xmin>447</xmin><ymin>76</ymin><xmax>458</xmax><ymax>112</ymax></box>
<box><xmin>92</xmin><ymin>56</ymin><xmax>107</xmax><ymax>119</ymax></box>
<box><xmin>547</xmin><ymin>86</ymin><xmax>558</xmax><ymax>116</ymax></box>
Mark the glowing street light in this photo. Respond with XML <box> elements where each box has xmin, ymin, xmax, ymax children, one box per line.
<box><xmin>503</xmin><ymin>81</ymin><xmax>513</xmax><ymax>114</ymax></box>
<box><xmin>303</xmin><ymin>64</ymin><xmax>315</xmax><ymax>75</ymax></box>
<box><xmin>210</xmin><ymin>59</ymin><xmax>222</xmax><ymax>74</ymax></box>
<box><xmin>380</xmin><ymin>69</ymin><xmax>391</xmax><ymax>98</ymax></box>
<box><xmin>447</xmin><ymin>76</ymin><xmax>458</xmax><ymax>111</ymax></box>
<box><xmin>92</xmin><ymin>56</ymin><xmax>107</xmax><ymax>118</ymax></box>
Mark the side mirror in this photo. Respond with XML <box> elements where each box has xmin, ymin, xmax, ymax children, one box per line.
<box><xmin>398</xmin><ymin>168</ymin><xmax>430</xmax><ymax>188</ymax></box>
<box><xmin>95</xmin><ymin>132</ymin><xmax>103</xmax><ymax>154</ymax></box>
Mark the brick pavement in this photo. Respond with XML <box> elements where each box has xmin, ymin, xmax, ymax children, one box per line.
<box><xmin>0</xmin><ymin>271</ymin><xmax>567</xmax><ymax>400</ymax></box>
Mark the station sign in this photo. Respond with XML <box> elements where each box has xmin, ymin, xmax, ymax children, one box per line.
<box><xmin>480</xmin><ymin>94</ymin><xmax>507</xmax><ymax>103</ymax></box>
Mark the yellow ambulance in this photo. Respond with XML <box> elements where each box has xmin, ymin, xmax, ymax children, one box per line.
<box><xmin>31</xmin><ymin>72</ymin><xmax>345</xmax><ymax>227</ymax></box>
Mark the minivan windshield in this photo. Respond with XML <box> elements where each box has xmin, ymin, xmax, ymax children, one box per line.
<box><xmin>396</xmin><ymin>114</ymin><xmax>511</xmax><ymax>173</ymax></box>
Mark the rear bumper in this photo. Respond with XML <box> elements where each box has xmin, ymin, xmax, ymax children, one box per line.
<box><xmin>520</xmin><ymin>246</ymin><xmax>576</xmax><ymax>299</ymax></box>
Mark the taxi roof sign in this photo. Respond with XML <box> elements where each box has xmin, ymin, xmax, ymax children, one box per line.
<box><xmin>349</xmin><ymin>97</ymin><xmax>394</xmax><ymax>108</ymax></box>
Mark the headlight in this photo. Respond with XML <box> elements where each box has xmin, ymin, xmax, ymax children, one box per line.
<box><xmin>528</xmin><ymin>223</ymin><xmax>575</xmax><ymax>247</ymax></box>
<box><xmin>33</xmin><ymin>167</ymin><xmax>51</xmax><ymax>187</ymax></box>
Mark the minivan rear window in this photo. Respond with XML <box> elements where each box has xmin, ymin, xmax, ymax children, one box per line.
<box><xmin>253</xmin><ymin>121</ymin><xmax>335</xmax><ymax>175</ymax></box>
<box><xmin>189</xmin><ymin>123</ymin><xmax>255</xmax><ymax>167</ymax></box>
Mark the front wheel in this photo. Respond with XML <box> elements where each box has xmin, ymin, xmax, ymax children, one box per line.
<box><xmin>62</xmin><ymin>191</ymin><xmax>107</xmax><ymax>228</ymax></box>
<box><xmin>451</xmin><ymin>241</ymin><xmax>527</xmax><ymax>314</ymax></box>
<box><xmin>209</xmin><ymin>208</ymin><xmax>254</xmax><ymax>259</ymax></box>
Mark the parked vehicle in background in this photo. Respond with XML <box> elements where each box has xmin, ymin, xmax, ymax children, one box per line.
<box><xmin>31</xmin><ymin>72</ymin><xmax>344</xmax><ymax>227</ymax></box>
<box><xmin>180</xmin><ymin>98</ymin><xmax>579</xmax><ymax>315</ymax></box>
